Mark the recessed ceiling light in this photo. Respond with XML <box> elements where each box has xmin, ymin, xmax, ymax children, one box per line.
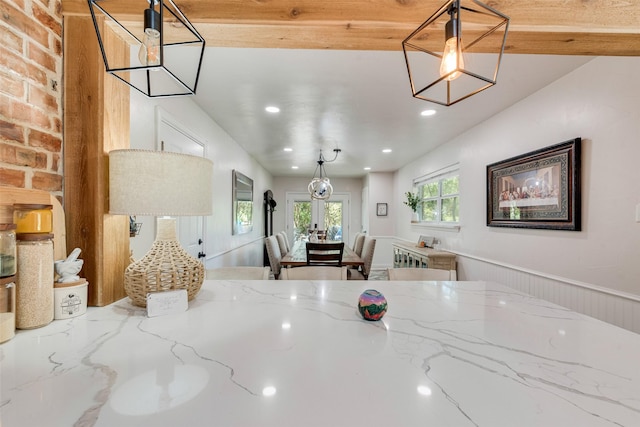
<box><xmin>265</xmin><ymin>106</ymin><xmax>280</xmax><ymax>113</ymax></box>
<box><xmin>382</xmin><ymin>149</ymin><xmax>392</xmax><ymax>153</ymax></box>
<box><xmin>283</xmin><ymin>147</ymin><xmax>293</xmax><ymax>152</ymax></box>
<box><xmin>364</xmin><ymin>167</ymin><xmax>371</xmax><ymax>170</ymax></box>
<box><xmin>421</xmin><ymin>109</ymin><xmax>437</xmax><ymax>117</ymax></box>
<box><xmin>291</xmin><ymin>166</ymin><xmax>299</xmax><ymax>169</ymax></box>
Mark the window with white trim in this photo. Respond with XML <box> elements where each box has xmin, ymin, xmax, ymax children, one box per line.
<box><xmin>414</xmin><ymin>165</ymin><xmax>459</xmax><ymax>224</ymax></box>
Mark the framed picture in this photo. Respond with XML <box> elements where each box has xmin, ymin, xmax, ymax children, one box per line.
<box><xmin>376</xmin><ymin>203</ymin><xmax>388</xmax><ymax>216</ymax></box>
<box><xmin>487</xmin><ymin>138</ymin><xmax>581</xmax><ymax>231</ymax></box>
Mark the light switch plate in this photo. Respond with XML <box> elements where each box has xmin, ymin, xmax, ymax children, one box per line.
<box><xmin>636</xmin><ymin>204</ymin><xmax>640</xmax><ymax>222</ymax></box>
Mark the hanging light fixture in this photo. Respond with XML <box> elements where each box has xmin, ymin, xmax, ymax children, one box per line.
<box><xmin>308</xmin><ymin>149</ymin><xmax>341</xmax><ymax>201</ymax></box>
<box><xmin>402</xmin><ymin>0</ymin><xmax>509</xmax><ymax>106</ymax></box>
<box><xmin>88</xmin><ymin>0</ymin><xmax>205</xmax><ymax>97</ymax></box>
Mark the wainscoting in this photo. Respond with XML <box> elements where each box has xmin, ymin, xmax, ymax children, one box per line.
<box><xmin>452</xmin><ymin>251</ymin><xmax>640</xmax><ymax>334</ymax></box>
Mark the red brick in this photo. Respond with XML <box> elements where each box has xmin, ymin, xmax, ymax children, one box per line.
<box><xmin>35</xmin><ymin>151</ymin><xmax>47</xmax><ymax>169</ymax></box>
<box><xmin>32</xmin><ymin>3</ymin><xmax>61</xmax><ymax>37</ymax></box>
<box><xmin>0</xmin><ymin>143</ymin><xmax>43</xmax><ymax>168</ymax></box>
<box><xmin>0</xmin><ymin>25</ymin><xmax>23</xmax><ymax>54</ymax></box>
<box><xmin>28</xmin><ymin>42</ymin><xmax>57</xmax><ymax>73</ymax></box>
<box><xmin>53</xmin><ymin>37</ymin><xmax>61</xmax><ymax>56</ymax></box>
<box><xmin>0</xmin><ymin>46</ymin><xmax>48</xmax><ymax>87</ymax></box>
<box><xmin>0</xmin><ymin>119</ymin><xmax>25</xmax><ymax>144</ymax></box>
<box><xmin>0</xmin><ymin>167</ymin><xmax>25</xmax><ymax>188</ymax></box>
<box><xmin>13</xmin><ymin>101</ymin><xmax>52</xmax><ymax>130</ymax></box>
<box><xmin>32</xmin><ymin>170</ymin><xmax>62</xmax><ymax>191</ymax></box>
<box><xmin>0</xmin><ymin>2</ymin><xmax>49</xmax><ymax>48</ymax></box>
<box><xmin>0</xmin><ymin>72</ymin><xmax>25</xmax><ymax>98</ymax></box>
<box><xmin>28</xmin><ymin>84</ymin><xmax>59</xmax><ymax>113</ymax></box>
<box><xmin>29</xmin><ymin>128</ymin><xmax>60</xmax><ymax>152</ymax></box>
<box><xmin>52</xmin><ymin>117</ymin><xmax>61</xmax><ymax>133</ymax></box>
<box><xmin>51</xmin><ymin>152</ymin><xmax>60</xmax><ymax>171</ymax></box>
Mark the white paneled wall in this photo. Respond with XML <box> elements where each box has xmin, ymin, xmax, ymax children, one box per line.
<box><xmin>454</xmin><ymin>252</ymin><xmax>640</xmax><ymax>334</ymax></box>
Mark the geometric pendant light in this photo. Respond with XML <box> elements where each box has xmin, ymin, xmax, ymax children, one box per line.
<box><xmin>402</xmin><ymin>0</ymin><xmax>509</xmax><ymax>106</ymax></box>
<box><xmin>88</xmin><ymin>0</ymin><xmax>205</xmax><ymax>97</ymax></box>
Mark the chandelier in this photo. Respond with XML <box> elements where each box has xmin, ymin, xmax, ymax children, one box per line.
<box><xmin>308</xmin><ymin>149</ymin><xmax>341</xmax><ymax>200</ymax></box>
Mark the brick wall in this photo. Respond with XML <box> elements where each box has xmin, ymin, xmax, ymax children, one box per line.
<box><xmin>0</xmin><ymin>0</ymin><xmax>63</xmax><ymax>197</ymax></box>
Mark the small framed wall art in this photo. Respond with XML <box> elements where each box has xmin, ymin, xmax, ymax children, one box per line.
<box><xmin>376</xmin><ymin>203</ymin><xmax>388</xmax><ymax>216</ymax></box>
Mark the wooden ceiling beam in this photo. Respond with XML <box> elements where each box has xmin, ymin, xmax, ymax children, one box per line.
<box><xmin>63</xmin><ymin>0</ymin><xmax>640</xmax><ymax>56</ymax></box>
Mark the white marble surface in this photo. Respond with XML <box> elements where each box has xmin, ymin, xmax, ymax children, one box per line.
<box><xmin>1</xmin><ymin>280</ymin><xmax>639</xmax><ymax>427</ymax></box>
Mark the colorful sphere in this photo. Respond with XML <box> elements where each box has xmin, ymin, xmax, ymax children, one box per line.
<box><xmin>358</xmin><ymin>289</ymin><xmax>387</xmax><ymax>321</ymax></box>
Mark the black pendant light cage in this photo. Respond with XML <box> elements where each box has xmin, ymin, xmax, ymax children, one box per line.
<box><xmin>88</xmin><ymin>0</ymin><xmax>205</xmax><ymax>97</ymax></box>
<box><xmin>402</xmin><ymin>0</ymin><xmax>509</xmax><ymax>106</ymax></box>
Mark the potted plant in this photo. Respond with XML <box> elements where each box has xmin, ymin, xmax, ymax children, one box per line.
<box><xmin>404</xmin><ymin>191</ymin><xmax>421</xmax><ymax>222</ymax></box>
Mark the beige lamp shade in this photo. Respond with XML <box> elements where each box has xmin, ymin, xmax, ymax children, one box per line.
<box><xmin>109</xmin><ymin>149</ymin><xmax>213</xmax><ymax>216</ymax></box>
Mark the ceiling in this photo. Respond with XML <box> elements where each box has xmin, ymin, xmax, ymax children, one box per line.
<box><xmin>65</xmin><ymin>0</ymin><xmax>640</xmax><ymax>178</ymax></box>
<box><xmin>192</xmin><ymin>48</ymin><xmax>592</xmax><ymax>178</ymax></box>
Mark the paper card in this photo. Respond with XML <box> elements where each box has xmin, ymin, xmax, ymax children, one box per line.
<box><xmin>146</xmin><ymin>289</ymin><xmax>188</xmax><ymax>318</ymax></box>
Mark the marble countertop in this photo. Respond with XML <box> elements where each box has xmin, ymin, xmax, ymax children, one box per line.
<box><xmin>1</xmin><ymin>279</ymin><xmax>639</xmax><ymax>427</ymax></box>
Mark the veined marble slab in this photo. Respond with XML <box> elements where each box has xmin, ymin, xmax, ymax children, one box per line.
<box><xmin>1</xmin><ymin>280</ymin><xmax>639</xmax><ymax>427</ymax></box>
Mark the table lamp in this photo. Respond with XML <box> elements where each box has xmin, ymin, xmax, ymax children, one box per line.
<box><xmin>109</xmin><ymin>149</ymin><xmax>213</xmax><ymax>307</ymax></box>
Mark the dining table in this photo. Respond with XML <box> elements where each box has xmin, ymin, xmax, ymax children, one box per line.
<box><xmin>280</xmin><ymin>239</ymin><xmax>364</xmax><ymax>268</ymax></box>
<box><xmin>1</xmin><ymin>279</ymin><xmax>639</xmax><ymax>427</ymax></box>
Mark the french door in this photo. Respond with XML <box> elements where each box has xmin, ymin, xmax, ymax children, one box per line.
<box><xmin>285</xmin><ymin>192</ymin><xmax>350</xmax><ymax>245</ymax></box>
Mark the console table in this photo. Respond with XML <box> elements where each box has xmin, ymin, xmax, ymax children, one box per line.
<box><xmin>392</xmin><ymin>241</ymin><xmax>456</xmax><ymax>271</ymax></box>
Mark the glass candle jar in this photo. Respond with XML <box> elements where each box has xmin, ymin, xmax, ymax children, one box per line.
<box><xmin>15</xmin><ymin>233</ymin><xmax>54</xmax><ymax>329</ymax></box>
<box><xmin>0</xmin><ymin>224</ymin><xmax>17</xmax><ymax>278</ymax></box>
<box><xmin>0</xmin><ymin>275</ymin><xmax>16</xmax><ymax>343</ymax></box>
<box><xmin>13</xmin><ymin>204</ymin><xmax>53</xmax><ymax>234</ymax></box>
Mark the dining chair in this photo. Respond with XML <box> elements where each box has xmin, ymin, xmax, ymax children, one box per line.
<box><xmin>275</xmin><ymin>233</ymin><xmax>288</xmax><ymax>256</ymax></box>
<box><xmin>265</xmin><ymin>235</ymin><xmax>282</xmax><ymax>279</ymax></box>
<box><xmin>352</xmin><ymin>233</ymin><xmax>366</xmax><ymax>257</ymax></box>
<box><xmin>305</xmin><ymin>241</ymin><xmax>344</xmax><ymax>266</ymax></box>
<box><xmin>206</xmin><ymin>267</ymin><xmax>271</xmax><ymax>280</ymax></box>
<box><xmin>279</xmin><ymin>231</ymin><xmax>291</xmax><ymax>252</ymax></box>
<box><xmin>387</xmin><ymin>268</ymin><xmax>457</xmax><ymax>281</ymax></box>
<box><xmin>347</xmin><ymin>237</ymin><xmax>376</xmax><ymax>280</ymax></box>
<box><xmin>280</xmin><ymin>266</ymin><xmax>348</xmax><ymax>280</ymax></box>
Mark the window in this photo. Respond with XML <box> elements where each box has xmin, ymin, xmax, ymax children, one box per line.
<box><xmin>415</xmin><ymin>167</ymin><xmax>459</xmax><ymax>224</ymax></box>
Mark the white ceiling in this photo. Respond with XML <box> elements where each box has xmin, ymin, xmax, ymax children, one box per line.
<box><xmin>192</xmin><ymin>48</ymin><xmax>593</xmax><ymax>179</ymax></box>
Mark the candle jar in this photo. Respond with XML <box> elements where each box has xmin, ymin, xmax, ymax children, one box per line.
<box><xmin>0</xmin><ymin>275</ymin><xmax>16</xmax><ymax>343</ymax></box>
<box><xmin>0</xmin><ymin>224</ymin><xmax>17</xmax><ymax>278</ymax></box>
<box><xmin>13</xmin><ymin>204</ymin><xmax>53</xmax><ymax>234</ymax></box>
<box><xmin>16</xmin><ymin>233</ymin><xmax>54</xmax><ymax>329</ymax></box>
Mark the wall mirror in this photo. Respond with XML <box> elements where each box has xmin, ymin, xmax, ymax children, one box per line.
<box><xmin>232</xmin><ymin>170</ymin><xmax>254</xmax><ymax>235</ymax></box>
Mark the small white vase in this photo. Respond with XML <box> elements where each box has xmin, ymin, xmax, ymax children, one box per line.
<box><xmin>411</xmin><ymin>212</ymin><xmax>419</xmax><ymax>223</ymax></box>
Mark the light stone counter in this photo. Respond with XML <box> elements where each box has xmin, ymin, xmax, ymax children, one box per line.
<box><xmin>1</xmin><ymin>280</ymin><xmax>639</xmax><ymax>426</ymax></box>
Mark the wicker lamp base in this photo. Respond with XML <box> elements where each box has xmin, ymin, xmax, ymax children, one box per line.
<box><xmin>125</xmin><ymin>218</ymin><xmax>204</xmax><ymax>307</ymax></box>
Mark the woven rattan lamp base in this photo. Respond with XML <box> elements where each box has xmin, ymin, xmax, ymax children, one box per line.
<box><xmin>125</xmin><ymin>218</ymin><xmax>204</xmax><ymax>307</ymax></box>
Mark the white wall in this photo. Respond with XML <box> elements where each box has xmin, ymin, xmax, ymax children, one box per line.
<box><xmin>128</xmin><ymin>92</ymin><xmax>273</xmax><ymax>268</ymax></box>
<box><xmin>393</xmin><ymin>56</ymin><xmax>640</xmax><ymax>331</ymax></box>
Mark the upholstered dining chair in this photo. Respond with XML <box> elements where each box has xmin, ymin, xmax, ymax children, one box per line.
<box><xmin>265</xmin><ymin>235</ymin><xmax>282</xmax><ymax>279</ymax></box>
<box><xmin>306</xmin><ymin>242</ymin><xmax>344</xmax><ymax>266</ymax></box>
<box><xmin>206</xmin><ymin>267</ymin><xmax>271</xmax><ymax>280</ymax></box>
<box><xmin>352</xmin><ymin>232</ymin><xmax>366</xmax><ymax>257</ymax></box>
<box><xmin>387</xmin><ymin>268</ymin><xmax>457</xmax><ymax>281</ymax></box>
<box><xmin>280</xmin><ymin>266</ymin><xmax>348</xmax><ymax>280</ymax></box>
<box><xmin>275</xmin><ymin>233</ymin><xmax>288</xmax><ymax>256</ymax></box>
<box><xmin>279</xmin><ymin>231</ymin><xmax>291</xmax><ymax>253</ymax></box>
<box><xmin>347</xmin><ymin>237</ymin><xmax>376</xmax><ymax>280</ymax></box>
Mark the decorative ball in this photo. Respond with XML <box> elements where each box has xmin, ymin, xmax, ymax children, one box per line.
<box><xmin>358</xmin><ymin>289</ymin><xmax>387</xmax><ymax>321</ymax></box>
